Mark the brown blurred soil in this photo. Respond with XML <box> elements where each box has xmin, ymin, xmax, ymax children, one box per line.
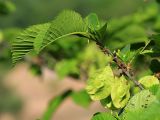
<box><xmin>0</xmin><ymin>64</ymin><xmax>105</xmax><ymax>120</ymax></box>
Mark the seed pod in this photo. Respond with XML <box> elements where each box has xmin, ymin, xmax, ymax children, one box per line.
<box><xmin>111</xmin><ymin>76</ymin><xmax>130</xmax><ymax>109</ymax></box>
<box><xmin>86</xmin><ymin>66</ymin><xmax>114</xmax><ymax>100</ymax></box>
<box><xmin>139</xmin><ymin>75</ymin><xmax>159</xmax><ymax>88</ymax></box>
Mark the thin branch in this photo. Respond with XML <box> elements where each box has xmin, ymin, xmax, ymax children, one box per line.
<box><xmin>96</xmin><ymin>42</ymin><xmax>144</xmax><ymax>90</ymax></box>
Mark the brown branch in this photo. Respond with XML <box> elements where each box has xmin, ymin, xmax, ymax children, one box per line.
<box><xmin>96</xmin><ymin>42</ymin><xmax>144</xmax><ymax>90</ymax></box>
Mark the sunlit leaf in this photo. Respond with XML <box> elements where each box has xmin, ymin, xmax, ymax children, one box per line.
<box><xmin>124</xmin><ymin>90</ymin><xmax>156</xmax><ymax>112</ymax></box>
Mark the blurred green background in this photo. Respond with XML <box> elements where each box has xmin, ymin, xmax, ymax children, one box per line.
<box><xmin>0</xmin><ymin>0</ymin><xmax>158</xmax><ymax>120</ymax></box>
<box><xmin>1</xmin><ymin>0</ymin><xmax>145</xmax><ymax>28</ymax></box>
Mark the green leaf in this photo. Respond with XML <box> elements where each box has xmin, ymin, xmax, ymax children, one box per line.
<box><xmin>12</xmin><ymin>10</ymin><xmax>89</xmax><ymax>65</ymax></box>
<box><xmin>91</xmin><ymin>112</ymin><xmax>117</xmax><ymax>120</ymax></box>
<box><xmin>124</xmin><ymin>90</ymin><xmax>156</xmax><ymax>112</ymax></box>
<box><xmin>86</xmin><ymin>66</ymin><xmax>114</xmax><ymax>100</ymax></box>
<box><xmin>34</xmin><ymin>24</ymin><xmax>51</xmax><ymax>53</ymax></box>
<box><xmin>85</xmin><ymin>13</ymin><xmax>107</xmax><ymax>44</ymax></box>
<box><xmin>71</xmin><ymin>90</ymin><xmax>91</xmax><ymax>108</ymax></box>
<box><xmin>111</xmin><ymin>76</ymin><xmax>130</xmax><ymax>109</ymax></box>
<box><xmin>122</xmin><ymin>103</ymin><xmax>160</xmax><ymax>120</ymax></box>
<box><xmin>41</xmin><ymin>90</ymin><xmax>72</xmax><ymax>120</ymax></box>
<box><xmin>122</xmin><ymin>97</ymin><xmax>160</xmax><ymax>120</ymax></box>
<box><xmin>41</xmin><ymin>10</ymin><xmax>88</xmax><ymax>50</ymax></box>
<box><xmin>139</xmin><ymin>76</ymin><xmax>159</xmax><ymax>88</ymax></box>
<box><xmin>11</xmin><ymin>10</ymin><xmax>108</xmax><ymax>65</ymax></box>
<box><xmin>97</xmin><ymin>22</ymin><xmax>108</xmax><ymax>44</ymax></box>
<box><xmin>122</xmin><ymin>90</ymin><xmax>158</xmax><ymax>120</ymax></box>
<box><xmin>12</xmin><ymin>23</ymin><xmax>50</xmax><ymax>64</ymax></box>
<box><xmin>118</xmin><ymin>47</ymin><xmax>141</xmax><ymax>64</ymax></box>
<box><xmin>85</xmin><ymin>13</ymin><xmax>100</xmax><ymax>30</ymax></box>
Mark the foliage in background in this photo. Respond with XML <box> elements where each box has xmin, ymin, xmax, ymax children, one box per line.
<box><xmin>8</xmin><ymin>0</ymin><xmax>160</xmax><ymax>120</ymax></box>
<box><xmin>0</xmin><ymin>2</ymin><xmax>22</xmax><ymax>116</ymax></box>
<box><xmin>0</xmin><ymin>0</ymin><xmax>15</xmax><ymax>15</ymax></box>
<box><xmin>0</xmin><ymin>0</ymin><xmax>143</xmax><ymax>28</ymax></box>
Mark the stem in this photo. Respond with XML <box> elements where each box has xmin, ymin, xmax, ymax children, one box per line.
<box><xmin>96</xmin><ymin>42</ymin><xmax>144</xmax><ymax>90</ymax></box>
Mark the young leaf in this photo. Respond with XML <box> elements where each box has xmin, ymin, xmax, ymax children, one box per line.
<box><xmin>85</xmin><ymin>13</ymin><xmax>107</xmax><ymax>44</ymax></box>
<box><xmin>85</xmin><ymin>13</ymin><xmax>100</xmax><ymax>30</ymax></box>
<box><xmin>97</xmin><ymin>22</ymin><xmax>107</xmax><ymax>44</ymax></box>
<box><xmin>121</xmin><ymin>45</ymin><xmax>131</xmax><ymax>54</ymax></box>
